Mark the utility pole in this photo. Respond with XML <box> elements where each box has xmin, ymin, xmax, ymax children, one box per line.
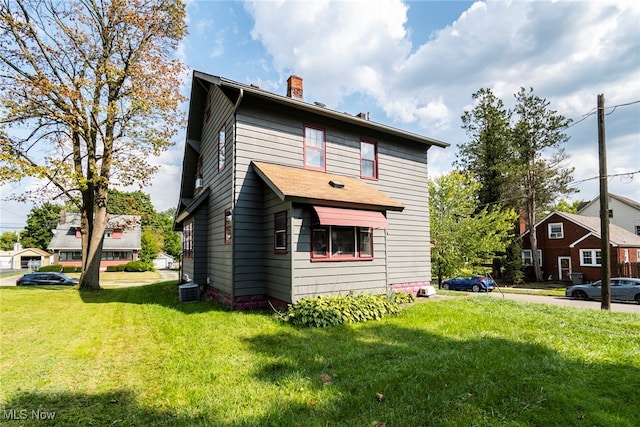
<box><xmin>597</xmin><ymin>94</ymin><xmax>611</xmax><ymax>310</ymax></box>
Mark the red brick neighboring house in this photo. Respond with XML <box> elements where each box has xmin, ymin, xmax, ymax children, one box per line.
<box><xmin>48</xmin><ymin>213</ymin><xmax>141</xmax><ymax>270</ymax></box>
<box><xmin>521</xmin><ymin>212</ymin><xmax>640</xmax><ymax>283</ymax></box>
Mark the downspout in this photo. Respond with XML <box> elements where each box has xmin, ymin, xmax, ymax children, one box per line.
<box><xmin>230</xmin><ymin>88</ymin><xmax>243</xmax><ymax>309</ymax></box>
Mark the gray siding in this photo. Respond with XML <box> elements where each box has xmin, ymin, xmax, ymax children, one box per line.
<box><xmin>201</xmin><ymin>86</ymin><xmax>234</xmax><ymax>295</ymax></box>
<box><xmin>291</xmin><ymin>206</ymin><xmax>388</xmax><ymax>301</ymax></box>
<box><xmin>263</xmin><ymin>191</ymin><xmax>292</xmax><ymax>302</ymax></box>
<box><xmin>232</xmin><ymin>102</ymin><xmax>432</xmax><ymax>298</ymax></box>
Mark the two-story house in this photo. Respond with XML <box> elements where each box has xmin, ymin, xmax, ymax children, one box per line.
<box><xmin>577</xmin><ymin>193</ymin><xmax>640</xmax><ymax>236</ymax></box>
<box><xmin>48</xmin><ymin>212</ymin><xmax>141</xmax><ymax>270</ymax></box>
<box><xmin>521</xmin><ymin>211</ymin><xmax>640</xmax><ymax>283</ymax></box>
<box><xmin>174</xmin><ymin>71</ymin><xmax>448</xmax><ymax>309</ymax></box>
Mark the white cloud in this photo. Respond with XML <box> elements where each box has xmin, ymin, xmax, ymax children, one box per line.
<box><xmin>246</xmin><ymin>0</ymin><xmax>640</xmax><ymax>203</ymax></box>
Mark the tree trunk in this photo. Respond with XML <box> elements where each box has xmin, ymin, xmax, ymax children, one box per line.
<box><xmin>527</xmin><ymin>203</ymin><xmax>544</xmax><ymax>283</ymax></box>
<box><xmin>79</xmin><ymin>208</ymin><xmax>107</xmax><ymax>290</ymax></box>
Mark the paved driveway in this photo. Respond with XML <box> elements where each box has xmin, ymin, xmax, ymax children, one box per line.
<box><xmin>481</xmin><ymin>290</ymin><xmax>640</xmax><ymax>314</ymax></box>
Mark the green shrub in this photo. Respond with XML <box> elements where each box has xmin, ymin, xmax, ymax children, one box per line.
<box><xmin>124</xmin><ymin>261</ymin><xmax>153</xmax><ymax>272</ymax></box>
<box><xmin>62</xmin><ymin>265</ymin><xmax>81</xmax><ymax>273</ymax></box>
<box><xmin>390</xmin><ymin>291</ymin><xmax>415</xmax><ymax>304</ymax></box>
<box><xmin>38</xmin><ymin>264</ymin><xmax>63</xmax><ymax>272</ymax></box>
<box><xmin>280</xmin><ymin>293</ymin><xmax>403</xmax><ymax>328</ymax></box>
<box><xmin>105</xmin><ymin>265</ymin><xmax>118</xmax><ymax>272</ymax></box>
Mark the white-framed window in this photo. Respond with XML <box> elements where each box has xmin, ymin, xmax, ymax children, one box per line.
<box><xmin>635</xmin><ymin>225</ymin><xmax>640</xmax><ymax>236</ymax></box>
<box><xmin>521</xmin><ymin>249</ymin><xmax>542</xmax><ymax>266</ymax></box>
<box><xmin>579</xmin><ymin>249</ymin><xmax>602</xmax><ymax>266</ymax></box>
<box><xmin>548</xmin><ymin>222</ymin><xmax>564</xmax><ymax>239</ymax></box>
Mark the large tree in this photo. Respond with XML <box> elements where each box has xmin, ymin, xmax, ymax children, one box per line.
<box><xmin>0</xmin><ymin>231</ymin><xmax>19</xmax><ymax>251</ymax></box>
<box><xmin>0</xmin><ymin>0</ymin><xmax>186</xmax><ymax>289</ymax></box>
<box><xmin>429</xmin><ymin>171</ymin><xmax>517</xmax><ymax>285</ymax></box>
<box><xmin>457</xmin><ymin>88</ymin><xmax>513</xmax><ymax>208</ymax></box>
<box><xmin>510</xmin><ymin>88</ymin><xmax>575</xmax><ymax>281</ymax></box>
<box><xmin>457</xmin><ymin>87</ymin><xmax>575</xmax><ymax>282</ymax></box>
<box><xmin>20</xmin><ymin>202</ymin><xmax>63</xmax><ymax>251</ymax></box>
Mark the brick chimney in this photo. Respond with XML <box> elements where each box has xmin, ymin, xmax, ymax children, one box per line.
<box><xmin>287</xmin><ymin>75</ymin><xmax>303</xmax><ymax>100</ymax></box>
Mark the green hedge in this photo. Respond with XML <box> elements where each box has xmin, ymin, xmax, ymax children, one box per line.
<box><xmin>280</xmin><ymin>292</ymin><xmax>413</xmax><ymax>328</ymax></box>
<box><xmin>38</xmin><ymin>264</ymin><xmax>63</xmax><ymax>272</ymax></box>
<box><xmin>124</xmin><ymin>261</ymin><xmax>153</xmax><ymax>272</ymax></box>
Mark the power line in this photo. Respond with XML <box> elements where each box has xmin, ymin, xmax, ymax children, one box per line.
<box><xmin>569</xmin><ymin>170</ymin><xmax>640</xmax><ymax>186</ymax></box>
<box><xmin>564</xmin><ymin>99</ymin><xmax>640</xmax><ymax>130</ymax></box>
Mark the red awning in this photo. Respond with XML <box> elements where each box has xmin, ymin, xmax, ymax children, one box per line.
<box><xmin>313</xmin><ymin>206</ymin><xmax>389</xmax><ymax>229</ymax></box>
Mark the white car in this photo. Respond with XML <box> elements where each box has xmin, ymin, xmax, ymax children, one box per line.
<box><xmin>565</xmin><ymin>277</ymin><xmax>640</xmax><ymax>304</ymax></box>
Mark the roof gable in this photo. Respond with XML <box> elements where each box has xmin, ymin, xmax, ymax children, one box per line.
<box><xmin>532</xmin><ymin>211</ymin><xmax>640</xmax><ymax>247</ymax></box>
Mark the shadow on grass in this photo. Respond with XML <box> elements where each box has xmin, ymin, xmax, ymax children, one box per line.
<box><xmin>243</xmin><ymin>317</ymin><xmax>640</xmax><ymax>426</ymax></box>
<box><xmin>78</xmin><ymin>281</ymin><xmax>227</xmax><ymax>314</ymax></box>
<box><xmin>1</xmin><ymin>389</ymin><xmax>213</xmax><ymax>426</ymax></box>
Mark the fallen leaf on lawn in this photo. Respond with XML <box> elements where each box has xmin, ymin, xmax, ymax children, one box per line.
<box><xmin>375</xmin><ymin>392</ymin><xmax>384</xmax><ymax>402</ymax></box>
<box><xmin>318</xmin><ymin>373</ymin><xmax>331</xmax><ymax>384</ymax></box>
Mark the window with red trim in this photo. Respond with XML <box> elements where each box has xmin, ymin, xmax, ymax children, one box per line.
<box><xmin>304</xmin><ymin>125</ymin><xmax>325</xmax><ymax>171</ymax></box>
<box><xmin>274</xmin><ymin>211</ymin><xmax>287</xmax><ymax>253</ymax></box>
<box><xmin>224</xmin><ymin>208</ymin><xmax>232</xmax><ymax>244</ymax></box>
<box><xmin>360</xmin><ymin>140</ymin><xmax>377</xmax><ymax>179</ymax></box>
<box><xmin>311</xmin><ymin>226</ymin><xmax>373</xmax><ymax>260</ymax></box>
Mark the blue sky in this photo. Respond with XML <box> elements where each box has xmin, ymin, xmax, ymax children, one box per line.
<box><xmin>1</xmin><ymin>0</ymin><xmax>639</xmax><ymax>230</ymax></box>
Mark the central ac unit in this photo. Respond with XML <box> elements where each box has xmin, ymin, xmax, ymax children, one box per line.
<box><xmin>179</xmin><ymin>283</ymin><xmax>199</xmax><ymax>303</ymax></box>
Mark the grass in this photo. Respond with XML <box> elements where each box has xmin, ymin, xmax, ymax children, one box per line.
<box><xmin>1</xmin><ymin>282</ymin><xmax>639</xmax><ymax>426</ymax></box>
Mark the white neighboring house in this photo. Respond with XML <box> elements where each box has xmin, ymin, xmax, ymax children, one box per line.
<box><xmin>577</xmin><ymin>193</ymin><xmax>640</xmax><ymax>236</ymax></box>
<box><xmin>153</xmin><ymin>252</ymin><xmax>175</xmax><ymax>270</ymax></box>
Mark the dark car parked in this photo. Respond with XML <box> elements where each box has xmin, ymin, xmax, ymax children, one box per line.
<box><xmin>16</xmin><ymin>272</ymin><xmax>79</xmax><ymax>286</ymax></box>
<box><xmin>441</xmin><ymin>275</ymin><xmax>495</xmax><ymax>292</ymax></box>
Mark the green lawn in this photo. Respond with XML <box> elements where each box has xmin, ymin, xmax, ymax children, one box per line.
<box><xmin>1</xmin><ymin>282</ymin><xmax>638</xmax><ymax>426</ymax></box>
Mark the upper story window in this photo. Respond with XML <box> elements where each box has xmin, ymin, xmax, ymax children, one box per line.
<box><xmin>304</xmin><ymin>125</ymin><xmax>325</xmax><ymax>171</ymax></box>
<box><xmin>548</xmin><ymin>223</ymin><xmax>564</xmax><ymax>239</ymax></box>
<box><xmin>196</xmin><ymin>156</ymin><xmax>203</xmax><ymax>189</ymax></box>
<box><xmin>218</xmin><ymin>127</ymin><xmax>226</xmax><ymax>172</ymax></box>
<box><xmin>104</xmin><ymin>230</ymin><xmax>113</xmax><ymax>238</ymax></box>
<box><xmin>635</xmin><ymin>225</ymin><xmax>640</xmax><ymax>236</ymax></box>
<box><xmin>360</xmin><ymin>140</ymin><xmax>377</xmax><ymax>179</ymax></box>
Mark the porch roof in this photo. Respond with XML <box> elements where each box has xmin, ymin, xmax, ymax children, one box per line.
<box><xmin>252</xmin><ymin>161</ymin><xmax>404</xmax><ymax>212</ymax></box>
